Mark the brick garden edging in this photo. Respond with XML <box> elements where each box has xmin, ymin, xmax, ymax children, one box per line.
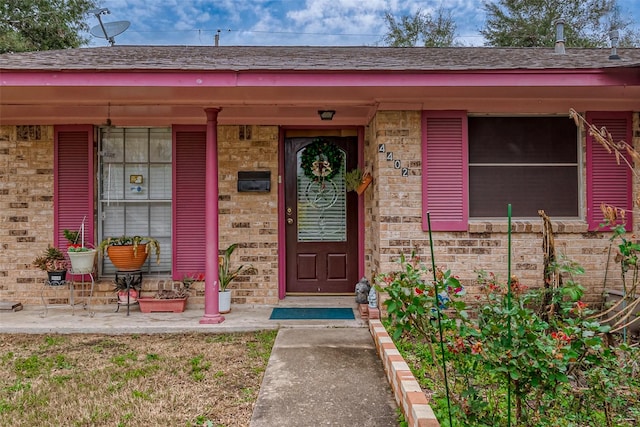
<box><xmin>369</xmin><ymin>319</ymin><xmax>440</xmax><ymax>427</ymax></box>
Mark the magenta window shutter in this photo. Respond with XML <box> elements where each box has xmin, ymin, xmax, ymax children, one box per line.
<box><xmin>54</xmin><ymin>126</ymin><xmax>94</xmax><ymax>250</ymax></box>
<box><xmin>586</xmin><ymin>112</ymin><xmax>633</xmax><ymax>231</ymax></box>
<box><xmin>422</xmin><ymin>111</ymin><xmax>468</xmax><ymax>231</ymax></box>
<box><xmin>173</xmin><ymin>126</ymin><xmax>207</xmax><ymax>279</ymax></box>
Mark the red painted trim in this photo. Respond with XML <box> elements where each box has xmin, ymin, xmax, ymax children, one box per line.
<box><xmin>1</xmin><ymin>70</ymin><xmax>633</xmax><ymax>87</ymax></box>
<box><xmin>172</xmin><ymin>125</ymin><xmax>206</xmax><ymax>280</ymax></box>
<box><xmin>421</xmin><ymin>111</ymin><xmax>469</xmax><ymax>231</ymax></box>
<box><xmin>53</xmin><ymin>125</ymin><xmax>94</xmax><ymax>249</ymax></box>
<box><xmin>585</xmin><ymin>111</ymin><xmax>633</xmax><ymax>231</ymax></box>
<box><xmin>200</xmin><ymin>108</ymin><xmax>225</xmax><ymax>324</ymax></box>
<box><xmin>277</xmin><ymin>126</ymin><xmax>364</xmax><ymax>300</ymax></box>
<box><xmin>277</xmin><ymin>130</ymin><xmax>286</xmax><ymax>300</ymax></box>
<box><xmin>357</xmin><ymin>126</ymin><xmax>365</xmax><ymax>279</ymax></box>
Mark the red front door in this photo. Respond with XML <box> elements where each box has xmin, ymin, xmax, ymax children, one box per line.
<box><xmin>285</xmin><ymin>136</ymin><xmax>358</xmax><ymax>293</ymax></box>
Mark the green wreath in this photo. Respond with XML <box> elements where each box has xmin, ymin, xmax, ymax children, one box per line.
<box><xmin>300</xmin><ymin>138</ymin><xmax>343</xmax><ymax>182</ymax></box>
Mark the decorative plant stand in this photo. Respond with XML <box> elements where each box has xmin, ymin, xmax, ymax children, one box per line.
<box><xmin>40</xmin><ymin>269</ymin><xmax>95</xmax><ymax>318</ymax></box>
<box><xmin>115</xmin><ymin>270</ymin><xmax>142</xmax><ymax>316</ymax></box>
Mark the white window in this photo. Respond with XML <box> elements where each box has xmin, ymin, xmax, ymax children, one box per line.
<box><xmin>98</xmin><ymin>128</ymin><xmax>172</xmax><ymax>274</ymax></box>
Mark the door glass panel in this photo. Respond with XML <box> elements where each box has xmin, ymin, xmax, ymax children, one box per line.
<box><xmin>297</xmin><ymin>148</ymin><xmax>347</xmax><ymax>242</ymax></box>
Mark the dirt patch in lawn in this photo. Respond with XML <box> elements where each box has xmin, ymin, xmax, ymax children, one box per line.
<box><xmin>0</xmin><ymin>330</ymin><xmax>277</xmax><ymax>426</ymax></box>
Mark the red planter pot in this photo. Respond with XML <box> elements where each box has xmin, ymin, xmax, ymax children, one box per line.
<box><xmin>356</xmin><ymin>173</ymin><xmax>372</xmax><ymax>195</ymax></box>
<box><xmin>117</xmin><ymin>289</ymin><xmax>139</xmax><ymax>303</ymax></box>
<box><xmin>106</xmin><ymin>244</ymin><xmax>148</xmax><ymax>271</ymax></box>
<box><xmin>137</xmin><ymin>297</ymin><xmax>188</xmax><ymax>313</ymax></box>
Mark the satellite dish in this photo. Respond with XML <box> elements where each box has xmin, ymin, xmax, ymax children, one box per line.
<box><xmin>90</xmin><ymin>21</ymin><xmax>130</xmax><ymax>39</ymax></box>
<box><xmin>89</xmin><ymin>8</ymin><xmax>129</xmax><ymax>46</ymax></box>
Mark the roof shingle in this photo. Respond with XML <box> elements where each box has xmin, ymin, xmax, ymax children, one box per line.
<box><xmin>1</xmin><ymin>46</ymin><xmax>639</xmax><ymax>72</ymax></box>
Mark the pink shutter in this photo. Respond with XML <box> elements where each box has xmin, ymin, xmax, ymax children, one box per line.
<box><xmin>422</xmin><ymin>111</ymin><xmax>468</xmax><ymax>231</ymax></box>
<box><xmin>54</xmin><ymin>126</ymin><xmax>94</xmax><ymax>250</ymax></box>
<box><xmin>173</xmin><ymin>126</ymin><xmax>207</xmax><ymax>279</ymax></box>
<box><xmin>586</xmin><ymin>112</ymin><xmax>633</xmax><ymax>231</ymax></box>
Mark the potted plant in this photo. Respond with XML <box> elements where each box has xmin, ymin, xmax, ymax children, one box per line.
<box><xmin>112</xmin><ymin>269</ymin><xmax>144</xmax><ymax>305</ymax></box>
<box><xmin>33</xmin><ymin>245</ymin><xmax>69</xmax><ymax>286</ymax></box>
<box><xmin>63</xmin><ymin>229</ymin><xmax>97</xmax><ymax>274</ymax></box>
<box><xmin>344</xmin><ymin>167</ymin><xmax>372</xmax><ymax>195</ymax></box>
<box><xmin>137</xmin><ymin>281</ymin><xmax>191</xmax><ymax>313</ymax></box>
<box><xmin>98</xmin><ymin>235</ymin><xmax>161</xmax><ymax>271</ymax></box>
<box><xmin>345</xmin><ymin>168</ymin><xmax>363</xmax><ymax>192</ymax></box>
<box><xmin>218</xmin><ymin>243</ymin><xmax>252</xmax><ymax>313</ymax></box>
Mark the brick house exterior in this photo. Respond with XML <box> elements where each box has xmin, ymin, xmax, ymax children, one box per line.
<box><xmin>1</xmin><ymin>46</ymin><xmax>639</xmax><ymax>314</ymax></box>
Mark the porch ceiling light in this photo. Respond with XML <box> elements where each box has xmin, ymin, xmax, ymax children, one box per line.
<box><xmin>318</xmin><ymin>110</ymin><xmax>336</xmax><ymax>120</ymax></box>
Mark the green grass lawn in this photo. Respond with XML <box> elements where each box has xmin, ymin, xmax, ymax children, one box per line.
<box><xmin>0</xmin><ymin>331</ymin><xmax>276</xmax><ymax>427</ymax></box>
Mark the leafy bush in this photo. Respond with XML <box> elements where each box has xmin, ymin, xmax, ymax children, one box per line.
<box><xmin>377</xmin><ymin>252</ymin><xmax>639</xmax><ymax>426</ymax></box>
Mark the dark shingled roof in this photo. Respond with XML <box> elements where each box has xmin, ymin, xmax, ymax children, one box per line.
<box><xmin>1</xmin><ymin>46</ymin><xmax>639</xmax><ymax>71</ymax></box>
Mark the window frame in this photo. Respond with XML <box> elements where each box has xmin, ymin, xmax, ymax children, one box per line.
<box><xmin>97</xmin><ymin>127</ymin><xmax>173</xmax><ymax>275</ymax></box>
<box><xmin>467</xmin><ymin>114</ymin><xmax>582</xmax><ymax>220</ymax></box>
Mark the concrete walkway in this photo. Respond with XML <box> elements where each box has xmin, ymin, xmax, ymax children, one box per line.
<box><xmin>0</xmin><ymin>297</ymin><xmax>400</xmax><ymax>426</ymax></box>
<box><xmin>250</xmin><ymin>328</ymin><xmax>398</xmax><ymax>426</ymax></box>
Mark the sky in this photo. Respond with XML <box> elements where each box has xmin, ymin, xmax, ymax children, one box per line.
<box><xmin>85</xmin><ymin>0</ymin><xmax>640</xmax><ymax>48</ymax></box>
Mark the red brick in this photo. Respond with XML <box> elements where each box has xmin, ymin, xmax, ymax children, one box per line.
<box><xmin>406</xmin><ymin>391</ymin><xmax>429</xmax><ymax>406</ymax></box>
<box><xmin>358</xmin><ymin>303</ymin><xmax>369</xmax><ymax>318</ymax></box>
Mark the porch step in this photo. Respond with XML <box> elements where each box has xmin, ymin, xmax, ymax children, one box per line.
<box><xmin>0</xmin><ymin>301</ymin><xmax>23</xmax><ymax>312</ymax></box>
<box><xmin>278</xmin><ymin>296</ymin><xmax>356</xmax><ymax>308</ymax></box>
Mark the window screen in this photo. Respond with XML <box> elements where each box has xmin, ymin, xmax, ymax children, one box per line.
<box><xmin>468</xmin><ymin>117</ymin><xmax>578</xmax><ymax>218</ymax></box>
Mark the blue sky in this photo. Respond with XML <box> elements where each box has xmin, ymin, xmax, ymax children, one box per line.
<box><xmin>86</xmin><ymin>0</ymin><xmax>640</xmax><ymax>47</ymax></box>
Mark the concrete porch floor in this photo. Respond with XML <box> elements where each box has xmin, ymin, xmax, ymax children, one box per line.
<box><xmin>0</xmin><ymin>296</ymin><xmax>367</xmax><ymax>334</ymax></box>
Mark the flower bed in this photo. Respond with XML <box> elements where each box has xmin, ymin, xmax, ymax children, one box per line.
<box><xmin>377</xmin><ymin>252</ymin><xmax>640</xmax><ymax>426</ymax></box>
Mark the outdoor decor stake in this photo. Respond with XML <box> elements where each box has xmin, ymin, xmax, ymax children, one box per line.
<box><xmin>426</xmin><ymin>212</ymin><xmax>453</xmax><ymax>426</ymax></box>
<box><xmin>507</xmin><ymin>204</ymin><xmax>513</xmax><ymax>427</ymax></box>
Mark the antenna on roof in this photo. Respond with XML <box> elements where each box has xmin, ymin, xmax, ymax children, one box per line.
<box><xmin>89</xmin><ymin>8</ymin><xmax>130</xmax><ymax>46</ymax></box>
<box><xmin>215</xmin><ymin>29</ymin><xmax>220</xmax><ymax>47</ymax></box>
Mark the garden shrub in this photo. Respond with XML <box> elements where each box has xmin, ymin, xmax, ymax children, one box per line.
<box><xmin>377</xmin><ymin>252</ymin><xmax>639</xmax><ymax>427</ymax></box>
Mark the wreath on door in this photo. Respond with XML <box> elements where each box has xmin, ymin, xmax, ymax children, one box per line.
<box><xmin>300</xmin><ymin>138</ymin><xmax>343</xmax><ymax>183</ymax></box>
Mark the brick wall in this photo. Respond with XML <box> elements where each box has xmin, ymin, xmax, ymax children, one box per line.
<box><xmin>366</xmin><ymin>111</ymin><xmax>639</xmax><ymax>306</ymax></box>
<box><xmin>1</xmin><ymin>111</ymin><xmax>638</xmax><ymax>308</ymax></box>
<box><xmin>217</xmin><ymin>125</ymin><xmax>280</xmax><ymax>306</ymax></box>
<box><xmin>0</xmin><ymin>125</ymin><xmax>56</xmax><ymax>303</ymax></box>
<box><xmin>0</xmin><ymin>125</ymin><xmax>280</xmax><ymax>307</ymax></box>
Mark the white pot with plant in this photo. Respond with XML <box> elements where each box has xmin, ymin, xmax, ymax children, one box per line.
<box><xmin>218</xmin><ymin>243</ymin><xmax>251</xmax><ymax>313</ymax></box>
<box><xmin>64</xmin><ymin>226</ymin><xmax>97</xmax><ymax>274</ymax></box>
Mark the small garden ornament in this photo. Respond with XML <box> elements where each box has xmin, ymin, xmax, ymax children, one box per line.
<box><xmin>368</xmin><ymin>285</ymin><xmax>377</xmax><ymax>308</ymax></box>
<box><xmin>355</xmin><ymin>276</ymin><xmax>371</xmax><ymax>304</ymax></box>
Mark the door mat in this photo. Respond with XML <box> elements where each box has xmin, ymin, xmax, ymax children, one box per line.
<box><xmin>269</xmin><ymin>307</ymin><xmax>355</xmax><ymax>320</ymax></box>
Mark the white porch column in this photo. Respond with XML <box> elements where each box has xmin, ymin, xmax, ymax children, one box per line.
<box><xmin>200</xmin><ymin>107</ymin><xmax>225</xmax><ymax>324</ymax></box>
